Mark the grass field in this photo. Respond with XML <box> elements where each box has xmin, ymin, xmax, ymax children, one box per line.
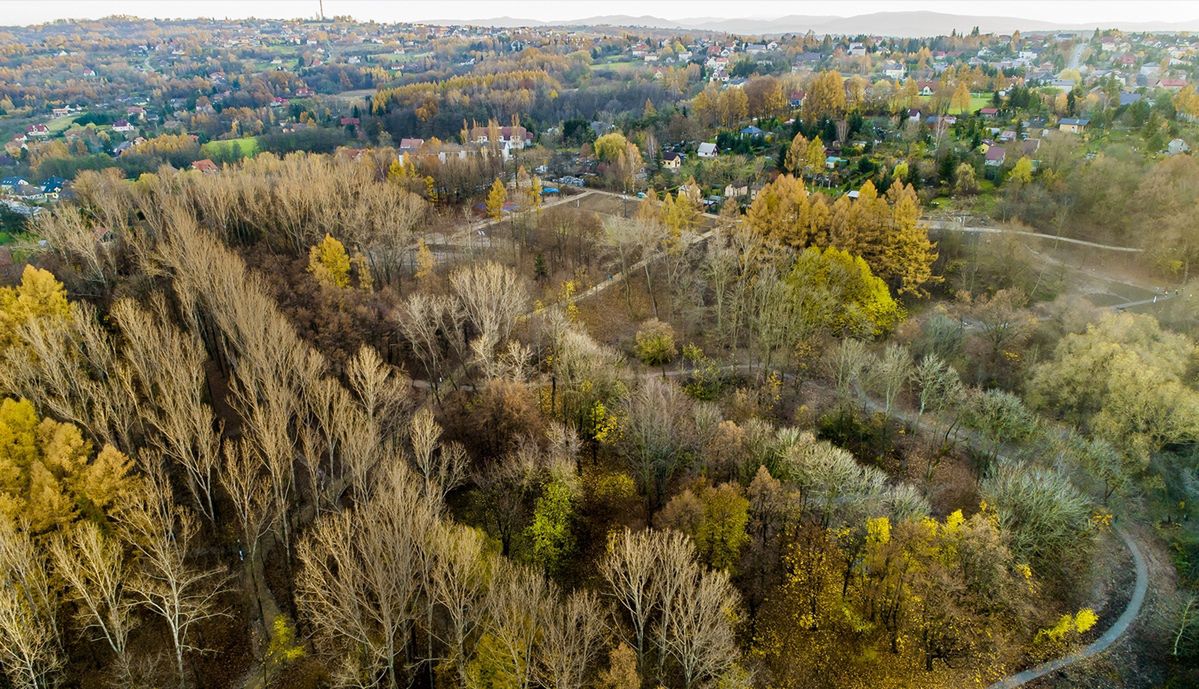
<box><xmin>200</xmin><ymin>136</ymin><xmax>260</xmax><ymax>158</ymax></box>
<box><xmin>594</xmin><ymin>60</ymin><xmax>643</xmax><ymax>74</ymax></box>
<box><xmin>910</xmin><ymin>93</ymin><xmax>993</xmax><ymax>115</ymax></box>
<box><xmin>46</xmin><ymin>114</ymin><xmax>79</xmax><ymax>134</ymax></box>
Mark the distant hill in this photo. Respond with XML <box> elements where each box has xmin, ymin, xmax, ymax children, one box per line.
<box><xmin>425</xmin><ymin>10</ymin><xmax>1199</xmax><ymax>37</ymax></box>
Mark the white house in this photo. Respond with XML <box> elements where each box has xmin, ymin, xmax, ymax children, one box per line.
<box><xmin>697</xmin><ymin>142</ymin><xmax>718</xmax><ymax>158</ymax></box>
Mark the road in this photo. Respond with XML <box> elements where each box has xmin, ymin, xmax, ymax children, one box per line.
<box><xmin>1068</xmin><ymin>39</ymin><xmax>1088</xmax><ymax>72</ymax></box>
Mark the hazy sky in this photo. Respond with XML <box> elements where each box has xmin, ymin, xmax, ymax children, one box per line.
<box><xmin>5</xmin><ymin>0</ymin><xmax>1197</xmax><ymax>26</ymax></box>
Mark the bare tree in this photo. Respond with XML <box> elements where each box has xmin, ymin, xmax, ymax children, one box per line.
<box><xmin>823</xmin><ymin>338</ymin><xmax>875</xmax><ymax>406</ymax></box>
<box><xmin>397</xmin><ymin>293</ymin><xmax>459</xmax><ymax>390</ymax></box>
<box><xmin>296</xmin><ymin>464</ymin><xmax>440</xmax><ymax>689</ymax></box>
<box><xmin>620</xmin><ymin>378</ymin><xmax>694</xmax><ymax>508</ymax></box>
<box><xmin>661</xmin><ymin>567</ymin><xmax>740</xmax><ymax>689</ymax></box>
<box><xmin>0</xmin><ymin>519</ymin><xmax>62</xmax><ymax>689</ymax></box>
<box><xmin>118</xmin><ymin>460</ymin><xmax>229</xmax><ymax>686</ymax></box>
<box><xmin>474</xmin><ymin>444</ymin><xmax>542</xmax><ymax>556</ymax></box>
<box><xmin>600</xmin><ymin>529</ymin><xmax>657</xmax><ymax>669</ymax></box>
<box><xmin>450</xmin><ymin>261</ymin><xmax>529</xmax><ymax>347</ymax></box>
<box><xmin>50</xmin><ymin>522</ymin><xmax>138</xmax><ymax>685</ymax></box>
<box><xmin>218</xmin><ymin>440</ymin><xmax>277</xmax><ymax>621</ymax></box>
<box><xmin>431</xmin><ymin>524</ymin><xmax>491</xmax><ymax>689</ymax></box>
<box><xmin>537</xmin><ymin>589</ymin><xmax>609</xmax><ymax>689</ymax></box>
<box><xmin>113</xmin><ymin>297</ymin><xmax>223</xmax><ymax>522</ymax></box>
<box><xmin>649</xmin><ymin>530</ymin><xmax>697</xmax><ymax>682</ymax></box>
<box><xmin>237</xmin><ymin>390</ymin><xmax>298</xmax><ymax>556</ymax></box>
<box><xmin>869</xmin><ymin>343</ymin><xmax>914</xmax><ymax>420</ymax></box>
<box><xmin>409</xmin><ymin>407</ymin><xmax>469</xmax><ymax>506</ymax></box>
<box><xmin>345</xmin><ymin>345</ymin><xmax>410</xmax><ymax>442</ymax></box>
<box><xmin>484</xmin><ymin>562</ymin><xmax>551</xmax><ymax>689</ymax></box>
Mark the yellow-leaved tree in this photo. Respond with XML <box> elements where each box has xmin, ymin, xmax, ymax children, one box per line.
<box><xmin>1008</xmin><ymin>156</ymin><xmax>1035</xmax><ymax>185</ymax></box>
<box><xmin>784</xmin><ymin>132</ymin><xmax>810</xmax><ymax>175</ymax></box>
<box><xmin>0</xmin><ymin>265</ymin><xmax>70</xmax><ymax>351</ymax></box>
<box><xmin>486</xmin><ymin>177</ymin><xmax>507</xmax><ymax>221</ymax></box>
<box><xmin>307</xmin><ymin>233</ymin><xmax>352</xmax><ymax>288</ymax></box>
<box><xmin>0</xmin><ymin>397</ymin><xmax>134</xmax><ymax>535</ymax></box>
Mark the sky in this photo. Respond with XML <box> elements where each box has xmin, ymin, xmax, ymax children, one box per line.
<box><xmin>4</xmin><ymin>0</ymin><xmax>1198</xmax><ymax>26</ymax></box>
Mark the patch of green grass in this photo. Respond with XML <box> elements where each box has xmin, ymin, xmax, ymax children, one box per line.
<box><xmin>904</xmin><ymin>93</ymin><xmax>994</xmax><ymax>115</ymax></box>
<box><xmin>595</xmin><ymin>60</ymin><xmax>642</xmax><ymax>74</ymax></box>
<box><xmin>46</xmin><ymin>114</ymin><xmax>78</xmax><ymax>134</ymax></box>
<box><xmin>200</xmin><ymin>136</ymin><xmax>260</xmax><ymax>159</ymax></box>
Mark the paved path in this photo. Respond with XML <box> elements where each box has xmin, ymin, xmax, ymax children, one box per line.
<box><xmin>853</xmin><ymin>387</ymin><xmax>1152</xmax><ymax>689</ymax></box>
<box><xmin>987</xmin><ymin>526</ymin><xmax>1148</xmax><ymax>688</ymax></box>
<box><xmin>925</xmin><ymin>220</ymin><xmax>1143</xmax><ymax>253</ymax></box>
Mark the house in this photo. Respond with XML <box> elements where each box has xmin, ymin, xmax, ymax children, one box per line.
<box><xmin>41</xmin><ymin>177</ymin><xmax>67</xmax><ymax>197</ymax></box>
<box><xmin>979</xmin><ymin>107</ymin><xmax>999</xmax><ymax>118</ymax></box>
<box><xmin>789</xmin><ymin>91</ymin><xmax>805</xmax><ymax>108</ymax></box>
<box><xmin>882</xmin><ymin>61</ymin><xmax>906</xmax><ymax>80</ymax></box>
<box><xmin>26</xmin><ymin>124</ymin><xmax>50</xmax><ymax>137</ymax></box>
<box><xmin>984</xmin><ymin>146</ymin><xmax>1007</xmax><ymax>167</ymax></box>
<box><xmin>847</xmin><ymin>42</ymin><xmax>866</xmax><ymax>57</ymax></box>
<box><xmin>111</xmin><ymin>119</ymin><xmax>136</xmax><ymax>133</ymax></box>
<box><xmin>398</xmin><ymin>138</ymin><xmax>424</xmax><ymax>151</ymax></box>
<box><xmin>339</xmin><ymin>116</ymin><xmax>360</xmax><ymax>126</ymax></box>
<box><xmin>13</xmin><ymin>184</ymin><xmax>45</xmax><ymax>201</ymax></box>
<box><xmin>191</xmin><ymin>159</ymin><xmax>219</xmax><ymax>174</ymax></box>
<box><xmin>998</xmin><ymin>130</ymin><xmax>1017</xmax><ymax>143</ymax></box>
<box><xmin>697</xmin><ymin>142</ymin><xmax>718</xmax><ymax>158</ymax></box>
<box><xmin>661</xmin><ymin>152</ymin><xmax>683</xmax><ymax>170</ymax></box>
<box><xmin>0</xmin><ymin>176</ymin><xmax>29</xmax><ymax>192</ymax></box>
<box><xmin>1119</xmin><ymin>92</ymin><xmax>1143</xmax><ymax>106</ymax></box>
<box><xmin>469</xmin><ymin>125</ymin><xmax>533</xmax><ymax>150</ymax></box>
<box><xmin>1167</xmin><ymin>138</ymin><xmax>1191</xmax><ymax>155</ymax></box>
<box><xmin>1058</xmin><ymin>117</ymin><xmax>1090</xmax><ymax>134</ymax></box>
<box><xmin>1021</xmin><ymin>139</ymin><xmax>1042</xmax><ymax>157</ymax></box>
<box><xmin>51</xmin><ymin>107</ymin><xmax>71</xmax><ymax>117</ymax></box>
<box><xmin>740</xmin><ymin>125</ymin><xmax>764</xmax><ymax>137</ymax></box>
<box><xmin>1157</xmin><ymin>78</ymin><xmax>1187</xmax><ymax>91</ymax></box>
<box><xmin>723</xmin><ymin>184</ymin><xmax>749</xmax><ymax>198</ymax></box>
<box><xmin>270</xmin><ymin>97</ymin><xmax>289</xmax><ymax>108</ymax></box>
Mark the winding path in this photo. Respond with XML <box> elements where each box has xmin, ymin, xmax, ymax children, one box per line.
<box><xmin>924</xmin><ymin>220</ymin><xmax>1143</xmax><ymax>253</ymax></box>
<box><xmin>987</xmin><ymin>526</ymin><xmax>1148</xmax><ymax>688</ymax></box>
<box><xmin>419</xmin><ymin>188</ymin><xmax>1153</xmax><ymax>686</ymax></box>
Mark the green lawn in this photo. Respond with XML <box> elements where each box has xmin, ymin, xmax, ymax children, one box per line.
<box><xmin>46</xmin><ymin>114</ymin><xmax>79</xmax><ymax>134</ymax></box>
<box><xmin>200</xmin><ymin>136</ymin><xmax>260</xmax><ymax>159</ymax></box>
<box><xmin>595</xmin><ymin>60</ymin><xmax>642</xmax><ymax>74</ymax></box>
<box><xmin>909</xmin><ymin>93</ymin><xmax>993</xmax><ymax>115</ymax></box>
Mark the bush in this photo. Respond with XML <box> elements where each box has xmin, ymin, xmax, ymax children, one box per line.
<box><xmin>634</xmin><ymin>318</ymin><xmax>677</xmax><ymax>366</ymax></box>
